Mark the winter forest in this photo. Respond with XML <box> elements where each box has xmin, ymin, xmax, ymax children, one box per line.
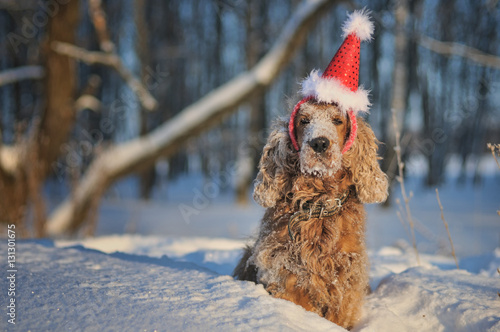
<box><xmin>0</xmin><ymin>0</ymin><xmax>500</xmax><ymax>331</ymax></box>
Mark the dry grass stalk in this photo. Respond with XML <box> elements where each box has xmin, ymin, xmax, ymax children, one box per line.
<box><xmin>498</xmin><ymin>268</ymin><xmax>500</xmax><ymax>298</ymax></box>
<box><xmin>392</xmin><ymin>109</ymin><xmax>420</xmax><ymax>265</ymax></box>
<box><xmin>487</xmin><ymin>143</ymin><xmax>500</xmax><ymax>217</ymax></box>
<box><xmin>487</xmin><ymin>143</ymin><xmax>500</xmax><ymax>169</ymax></box>
<box><xmin>435</xmin><ymin>188</ymin><xmax>459</xmax><ymax>269</ymax></box>
<box><xmin>395</xmin><ymin>199</ymin><xmax>412</xmax><ymax>242</ymax></box>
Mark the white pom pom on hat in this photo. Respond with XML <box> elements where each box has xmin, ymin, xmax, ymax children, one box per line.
<box><xmin>341</xmin><ymin>8</ymin><xmax>374</xmax><ymax>41</ymax></box>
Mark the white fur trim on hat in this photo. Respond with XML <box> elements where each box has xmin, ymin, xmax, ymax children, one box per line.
<box><xmin>299</xmin><ymin>70</ymin><xmax>371</xmax><ymax>114</ymax></box>
<box><xmin>341</xmin><ymin>8</ymin><xmax>374</xmax><ymax>41</ymax></box>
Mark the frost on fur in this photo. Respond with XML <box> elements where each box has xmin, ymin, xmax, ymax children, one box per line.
<box><xmin>253</xmin><ymin>118</ymin><xmax>297</xmax><ymax>208</ymax></box>
<box><xmin>341</xmin><ymin>8</ymin><xmax>374</xmax><ymax>41</ymax></box>
<box><xmin>298</xmin><ymin>109</ymin><xmax>342</xmax><ymax>178</ymax></box>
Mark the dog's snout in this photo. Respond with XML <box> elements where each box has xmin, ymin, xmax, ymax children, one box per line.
<box><xmin>308</xmin><ymin>137</ymin><xmax>330</xmax><ymax>153</ymax></box>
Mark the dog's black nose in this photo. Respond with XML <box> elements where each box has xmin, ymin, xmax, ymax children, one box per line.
<box><xmin>308</xmin><ymin>137</ymin><xmax>330</xmax><ymax>153</ymax></box>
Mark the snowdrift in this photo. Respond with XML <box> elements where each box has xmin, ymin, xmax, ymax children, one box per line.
<box><xmin>2</xmin><ymin>237</ymin><xmax>499</xmax><ymax>331</ymax></box>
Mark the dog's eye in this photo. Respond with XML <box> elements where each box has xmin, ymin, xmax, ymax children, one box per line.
<box><xmin>300</xmin><ymin>118</ymin><xmax>310</xmax><ymax>125</ymax></box>
<box><xmin>333</xmin><ymin>118</ymin><xmax>343</xmax><ymax>126</ymax></box>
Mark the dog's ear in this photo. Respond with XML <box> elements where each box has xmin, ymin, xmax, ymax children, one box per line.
<box><xmin>343</xmin><ymin>118</ymin><xmax>388</xmax><ymax>204</ymax></box>
<box><xmin>253</xmin><ymin>120</ymin><xmax>295</xmax><ymax>208</ymax></box>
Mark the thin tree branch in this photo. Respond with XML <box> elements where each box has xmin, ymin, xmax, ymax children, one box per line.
<box><xmin>75</xmin><ymin>95</ymin><xmax>102</xmax><ymax>113</ymax></box>
<box><xmin>45</xmin><ymin>0</ymin><xmax>339</xmax><ymax>236</ymax></box>
<box><xmin>51</xmin><ymin>42</ymin><xmax>118</xmax><ymax>66</ymax></box>
<box><xmin>487</xmin><ymin>143</ymin><xmax>500</xmax><ymax>217</ymax></box>
<box><xmin>0</xmin><ymin>146</ymin><xmax>21</xmax><ymax>176</ymax></box>
<box><xmin>52</xmin><ymin>41</ymin><xmax>158</xmax><ymax>111</ymax></box>
<box><xmin>88</xmin><ymin>0</ymin><xmax>115</xmax><ymax>53</ymax></box>
<box><xmin>0</xmin><ymin>0</ymin><xmax>36</xmax><ymax>10</ymax></box>
<box><xmin>88</xmin><ymin>0</ymin><xmax>154</xmax><ymax>112</ymax></box>
<box><xmin>389</xmin><ymin>0</ymin><xmax>420</xmax><ymax>265</ymax></box>
<box><xmin>417</xmin><ymin>34</ymin><xmax>500</xmax><ymax>70</ymax></box>
<box><xmin>0</xmin><ymin>66</ymin><xmax>45</xmax><ymax>87</ymax></box>
<box><xmin>368</xmin><ymin>9</ymin><xmax>500</xmax><ymax>70</ymax></box>
<box><xmin>76</xmin><ymin>74</ymin><xmax>102</xmax><ymax>113</ymax></box>
<box><xmin>392</xmin><ymin>109</ymin><xmax>420</xmax><ymax>265</ymax></box>
<box><xmin>487</xmin><ymin>143</ymin><xmax>500</xmax><ymax>170</ymax></box>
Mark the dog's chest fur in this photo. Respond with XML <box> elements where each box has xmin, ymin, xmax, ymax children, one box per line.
<box><xmin>249</xmin><ymin>194</ymin><xmax>368</xmax><ymax>303</ymax></box>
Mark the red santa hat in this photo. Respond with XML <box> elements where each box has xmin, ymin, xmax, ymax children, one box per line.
<box><xmin>289</xmin><ymin>9</ymin><xmax>374</xmax><ymax>154</ymax></box>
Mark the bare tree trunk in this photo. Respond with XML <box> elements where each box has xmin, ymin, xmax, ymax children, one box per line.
<box><xmin>383</xmin><ymin>0</ymin><xmax>409</xmax><ymax>195</ymax></box>
<box><xmin>134</xmin><ymin>0</ymin><xmax>156</xmax><ymax>200</ymax></box>
<box><xmin>424</xmin><ymin>0</ymin><xmax>454</xmax><ymax>186</ymax></box>
<box><xmin>46</xmin><ymin>0</ymin><xmax>339</xmax><ymax>236</ymax></box>
<box><xmin>37</xmin><ymin>0</ymin><xmax>80</xmax><ymax>178</ymax></box>
<box><xmin>0</xmin><ymin>0</ymin><xmax>80</xmax><ymax>235</ymax></box>
<box><xmin>472</xmin><ymin>68</ymin><xmax>490</xmax><ymax>184</ymax></box>
<box><xmin>236</xmin><ymin>0</ymin><xmax>267</xmax><ymax>205</ymax></box>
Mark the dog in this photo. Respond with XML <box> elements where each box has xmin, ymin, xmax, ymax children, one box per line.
<box><xmin>233</xmin><ymin>100</ymin><xmax>388</xmax><ymax>329</ymax></box>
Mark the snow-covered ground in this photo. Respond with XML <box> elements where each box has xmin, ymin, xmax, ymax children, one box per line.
<box><xmin>2</xmin><ymin>236</ymin><xmax>499</xmax><ymax>331</ymax></box>
<box><xmin>1</xmin><ymin>161</ymin><xmax>499</xmax><ymax>331</ymax></box>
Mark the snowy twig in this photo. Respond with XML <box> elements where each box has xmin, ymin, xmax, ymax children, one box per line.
<box><xmin>498</xmin><ymin>268</ymin><xmax>500</xmax><ymax>298</ymax></box>
<box><xmin>392</xmin><ymin>109</ymin><xmax>420</xmax><ymax>265</ymax></box>
<box><xmin>0</xmin><ymin>65</ymin><xmax>45</xmax><ymax>87</ymax></box>
<box><xmin>52</xmin><ymin>41</ymin><xmax>158</xmax><ymax>111</ymax></box>
<box><xmin>371</xmin><ymin>7</ymin><xmax>500</xmax><ymax>70</ymax></box>
<box><xmin>88</xmin><ymin>0</ymin><xmax>115</xmax><ymax>53</ymax></box>
<box><xmin>0</xmin><ymin>146</ymin><xmax>21</xmax><ymax>176</ymax></box>
<box><xmin>418</xmin><ymin>34</ymin><xmax>500</xmax><ymax>70</ymax></box>
<box><xmin>51</xmin><ymin>42</ymin><xmax>117</xmax><ymax>65</ymax></box>
<box><xmin>435</xmin><ymin>188</ymin><xmax>459</xmax><ymax>269</ymax></box>
<box><xmin>75</xmin><ymin>95</ymin><xmax>102</xmax><ymax>113</ymax></box>
<box><xmin>487</xmin><ymin>143</ymin><xmax>500</xmax><ymax>217</ymax></box>
<box><xmin>487</xmin><ymin>143</ymin><xmax>500</xmax><ymax>170</ymax></box>
<box><xmin>387</xmin><ymin>0</ymin><xmax>420</xmax><ymax>264</ymax></box>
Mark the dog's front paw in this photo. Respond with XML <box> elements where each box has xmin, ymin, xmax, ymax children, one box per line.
<box><xmin>265</xmin><ymin>283</ymin><xmax>279</xmax><ymax>296</ymax></box>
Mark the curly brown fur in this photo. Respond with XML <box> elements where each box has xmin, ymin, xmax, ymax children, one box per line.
<box><xmin>234</xmin><ymin>101</ymin><xmax>388</xmax><ymax>329</ymax></box>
